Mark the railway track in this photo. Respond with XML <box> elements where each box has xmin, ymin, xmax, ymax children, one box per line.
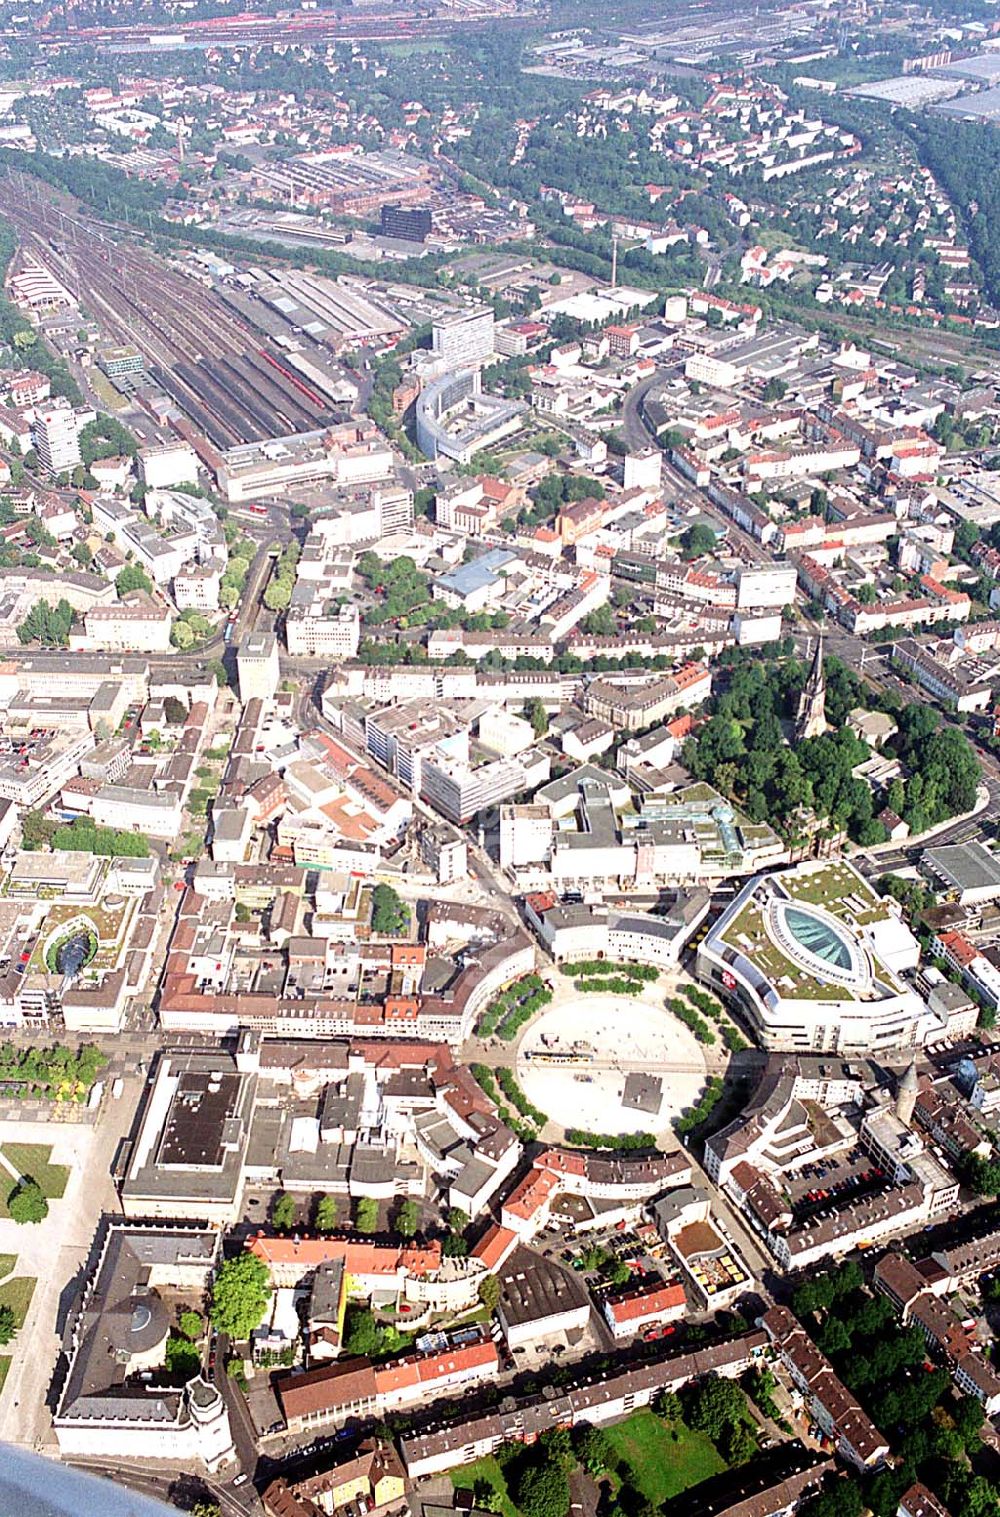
<box><xmin>0</xmin><ymin>174</ymin><xmax>337</xmax><ymax>445</ymax></box>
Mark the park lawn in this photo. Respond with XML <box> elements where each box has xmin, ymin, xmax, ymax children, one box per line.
<box><xmin>2</xmin><ymin>1144</ymin><xmax>70</xmax><ymax>1198</ymax></box>
<box><xmin>0</xmin><ymin>1356</ymin><xmax>10</xmax><ymax>1393</ymax></box>
<box><xmin>0</xmin><ymin>1255</ymin><xmax>15</xmax><ymax>1281</ymax></box>
<box><xmin>606</xmin><ymin>1410</ymin><xmax>725</xmax><ymax>1505</ymax></box>
<box><xmin>450</xmin><ymin>1457</ymin><xmax>518</xmax><ymax>1517</ymax></box>
<box><xmin>0</xmin><ymin>1275</ymin><xmax>36</xmax><ymax>1328</ymax></box>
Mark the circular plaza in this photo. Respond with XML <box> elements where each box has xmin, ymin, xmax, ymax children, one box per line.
<box><xmin>515</xmin><ymin>988</ymin><xmax>708</xmax><ymax>1137</ymax></box>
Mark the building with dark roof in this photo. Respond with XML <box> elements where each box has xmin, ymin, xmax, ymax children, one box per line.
<box><xmin>495</xmin><ymin>1246</ymin><xmax>591</xmax><ymax>1348</ymax></box>
<box><xmin>400</xmin><ymin>1329</ymin><xmax>768</xmax><ymax>1478</ymax></box>
<box><xmin>53</xmin><ymin>1219</ymin><xmax>234</xmax><ymax>1469</ymax></box>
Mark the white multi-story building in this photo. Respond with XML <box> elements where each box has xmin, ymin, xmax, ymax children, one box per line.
<box><xmin>71</xmin><ymin>600</ymin><xmax>173</xmax><ymax>654</ymax></box>
<box><xmin>623</xmin><ymin>448</ymin><xmax>661</xmax><ymax>491</ymax></box>
<box><xmin>174</xmin><ymin>563</ymin><xmax>222</xmax><ymax>612</ymax></box>
<box><xmin>431</xmin><ymin>306</ymin><xmax>495</xmax><ymax>369</ymax></box>
<box><xmin>237</xmin><ymin>632</ymin><xmax>280</xmax><ymax>704</ymax></box>
<box><xmin>217</xmin><ymin>425</ymin><xmax>393</xmax><ymax>504</ymax></box>
<box><xmin>286</xmin><ymin>601</ymin><xmax>361</xmax><ymax>658</ymax></box>
<box><xmin>500</xmin><ymin>805</ymin><xmax>554</xmax><ymax>871</ymax></box>
<box><xmin>33</xmin><ymin>402</ymin><xmax>81</xmax><ymax>474</ymax></box>
<box><xmin>137</xmin><ymin>442</ymin><xmax>200</xmax><ymax>490</ymax></box>
<box><xmin>422</xmin><ymin>751</ymin><xmax>551</xmax><ymax>825</ymax></box>
<box><xmin>735</xmin><ymin>563</ymin><xmax>797</xmax><ymax>610</ymax></box>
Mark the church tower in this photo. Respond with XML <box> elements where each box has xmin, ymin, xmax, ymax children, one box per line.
<box><xmin>896</xmin><ymin>1059</ymin><xmax>919</xmax><ymax>1127</ymax></box>
<box><xmin>795</xmin><ymin>635</ymin><xmax>827</xmax><ymax>741</ymax></box>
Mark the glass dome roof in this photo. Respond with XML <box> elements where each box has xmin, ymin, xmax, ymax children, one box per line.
<box><xmin>783</xmin><ymin>906</ymin><xmax>853</xmax><ymax>970</ymax></box>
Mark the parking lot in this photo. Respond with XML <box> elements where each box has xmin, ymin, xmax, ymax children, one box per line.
<box><xmin>786</xmin><ymin>1153</ymin><xmax>894</xmax><ymax>1226</ymax></box>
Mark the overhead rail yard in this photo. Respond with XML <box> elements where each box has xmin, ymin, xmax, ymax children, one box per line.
<box><xmin>0</xmin><ymin>172</ymin><xmax>341</xmax><ymax>449</ymax></box>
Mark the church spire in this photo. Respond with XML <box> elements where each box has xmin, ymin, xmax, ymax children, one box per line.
<box><xmin>795</xmin><ymin>634</ymin><xmax>826</xmax><ymax>741</ymax></box>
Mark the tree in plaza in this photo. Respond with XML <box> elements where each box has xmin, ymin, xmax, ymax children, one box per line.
<box><xmin>8</xmin><ymin>1178</ymin><xmax>47</xmax><ymax>1224</ymax></box>
<box><xmin>472</xmin><ymin>1479</ymin><xmax>503</xmax><ymax>1513</ymax></box>
<box><xmin>720</xmin><ymin>1420</ymin><xmax>757</xmax><ymax>1466</ymax></box>
<box><xmin>343</xmin><ymin>1305</ymin><xmax>381</xmax><ymax>1358</ymax></box>
<box><xmin>953</xmin><ymin>1393</ymin><xmax>986</xmax><ymax>1456</ymax></box>
<box><xmin>395</xmin><ymin>1199</ymin><xmax>420</xmax><ymax>1238</ymax></box>
<box><xmin>165</xmin><ymin>1332</ymin><xmax>201</xmax><ymax>1379</ymax></box>
<box><xmin>0</xmin><ymin>1304</ymin><xmax>16</xmax><ymax>1345</ymax></box>
<box><xmin>178</xmin><ymin>1309</ymin><xmax>203</xmax><ymax>1341</ymax></box>
<box><xmin>478</xmin><ymin>1273</ymin><xmax>501</xmax><ymax>1311</ymax></box>
<box><xmin>526</xmin><ymin>699</ymin><xmax>548</xmax><ymax>738</ymax></box>
<box><xmin>271</xmin><ymin>1191</ymin><xmax>296</xmax><ymax>1232</ymax></box>
<box><xmin>681</xmin><ymin>522</ymin><xmax>717</xmax><ymax>559</ymax></box>
<box><xmin>654</xmin><ymin>1389</ymin><xmax>683</xmax><ymax>1422</ymax></box>
<box><xmin>799</xmin><ymin>1477</ymin><xmax>863</xmax><ymax>1517</ymax></box>
<box><xmin>370</xmin><ymin>883</ymin><xmax>409</xmax><ymax>935</ymax></box>
<box><xmin>355</xmin><ymin>1197</ymin><xmax>379</xmax><ymax>1233</ymax></box>
<box><xmin>314</xmin><ymin>1194</ymin><xmax>338</xmax><ymax>1232</ymax></box>
<box><xmin>116</xmin><ymin>564</ymin><xmax>152</xmax><ymax>596</ymax></box>
<box><xmin>208</xmin><ymin>1252</ymin><xmax>271</xmax><ymax>1342</ymax></box>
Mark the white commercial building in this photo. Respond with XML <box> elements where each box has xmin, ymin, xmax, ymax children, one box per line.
<box><xmin>697</xmin><ymin>859</ymin><xmax>937</xmax><ymax>1055</ymax></box>
<box><xmin>138</xmin><ymin>442</ymin><xmax>200</xmax><ymax>491</ymax></box>
<box><xmin>237</xmin><ymin>632</ymin><xmax>280</xmax><ymax>704</ymax></box>
<box><xmin>33</xmin><ymin>402</ymin><xmax>81</xmax><ymax>474</ymax></box>
<box><xmin>431</xmin><ymin>305</ymin><xmax>495</xmax><ymax>369</ymax></box>
<box><xmin>735</xmin><ymin>563</ymin><xmax>798</xmax><ymax>610</ymax></box>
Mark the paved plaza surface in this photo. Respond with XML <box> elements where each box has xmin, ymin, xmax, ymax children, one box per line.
<box><xmin>516</xmin><ymin>991</ymin><xmax>708</xmax><ymax>1136</ymax></box>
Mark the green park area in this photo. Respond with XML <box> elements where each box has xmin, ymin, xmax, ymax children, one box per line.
<box><xmin>451</xmin><ymin>1399</ymin><xmax>737</xmax><ymax>1517</ymax></box>
<box><xmin>605</xmin><ymin>1410</ymin><xmax>724</xmax><ymax>1505</ymax></box>
<box><xmin>0</xmin><ymin>1254</ymin><xmax>36</xmax><ymax>1391</ymax></box>
<box><xmin>0</xmin><ymin>1143</ymin><xmax>69</xmax><ymax>1217</ymax></box>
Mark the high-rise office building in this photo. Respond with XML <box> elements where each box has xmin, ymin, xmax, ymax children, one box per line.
<box><xmin>237</xmin><ymin>632</ymin><xmax>280</xmax><ymax>704</ymax></box>
<box><xmin>33</xmin><ymin>402</ymin><xmax>81</xmax><ymax>475</ymax></box>
<box><xmin>431</xmin><ymin>306</ymin><xmax>495</xmax><ymax>370</ymax></box>
<box><xmin>380</xmin><ymin>204</ymin><xmax>432</xmax><ymax>243</ymax></box>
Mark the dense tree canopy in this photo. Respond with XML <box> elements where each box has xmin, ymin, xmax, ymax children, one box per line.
<box><xmin>685</xmin><ymin>652</ymin><xmax>979</xmax><ymax>844</ymax></box>
<box><xmin>208</xmin><ymin>1252</ymin><xmax>271</xmax><ymax>1342</ymax></box>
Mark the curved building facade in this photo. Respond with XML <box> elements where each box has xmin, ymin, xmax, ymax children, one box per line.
<box><xmin>696</xmin><ymin>859</ymin><xmax>937</xmax><ymax>1055</ymax></box>
<box><xmin>416</xmin><ymin>369</ymin><xmax>525</xmax><ymax>465</ymax></box>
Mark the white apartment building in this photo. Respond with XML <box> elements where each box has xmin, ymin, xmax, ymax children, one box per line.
<box><xmin>478</xmin><ymin>707</ymin><xmax>534</xmax><ymax>757</ymax></box>
<box><xmin>286</xmin><ymin>601</ymin><xmax>361</xmax><ymax>658</ymax></box>
<box><xmin>91</xmin><ymin>785</ymin><xmax>184</xmax><ymax>840</ymax></box>
<box><xmin>174</xmin><ymin>563</ymin><xmax>222</xmax><ymax>612</ymax></box>
<box><xmin>431</xmin><ymin>306</ymin><xmax>495</xmax><ymax>369</ymax></box>
<box><xmin>71</xmin><ymin>600</ymin><xmax>173</xmax><ymax>654</ymax></box>
<box><xmin>33</xmin><ymin>402</ymin><xmax>81</xmax><ymax>474</ymax></box>
<box><xmin>623</xmin><ymin>448</ymin><xmax>661</xmax><ymax>491</ymax></box>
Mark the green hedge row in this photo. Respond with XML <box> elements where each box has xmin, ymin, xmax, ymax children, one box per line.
<box><xmin>676</xmin><ymin>1076</ymin><xmax>725</xmax><ymax>1136</ymax></box>
<box><xmin>667</xmin><ymin>997</ymin><xmax>716</xmax><ymax>1045</ymax></box>
<box><xmin>563</xmin><ymin>960</ymin><xmax>659</xmax><ymax>982</ymax></box>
